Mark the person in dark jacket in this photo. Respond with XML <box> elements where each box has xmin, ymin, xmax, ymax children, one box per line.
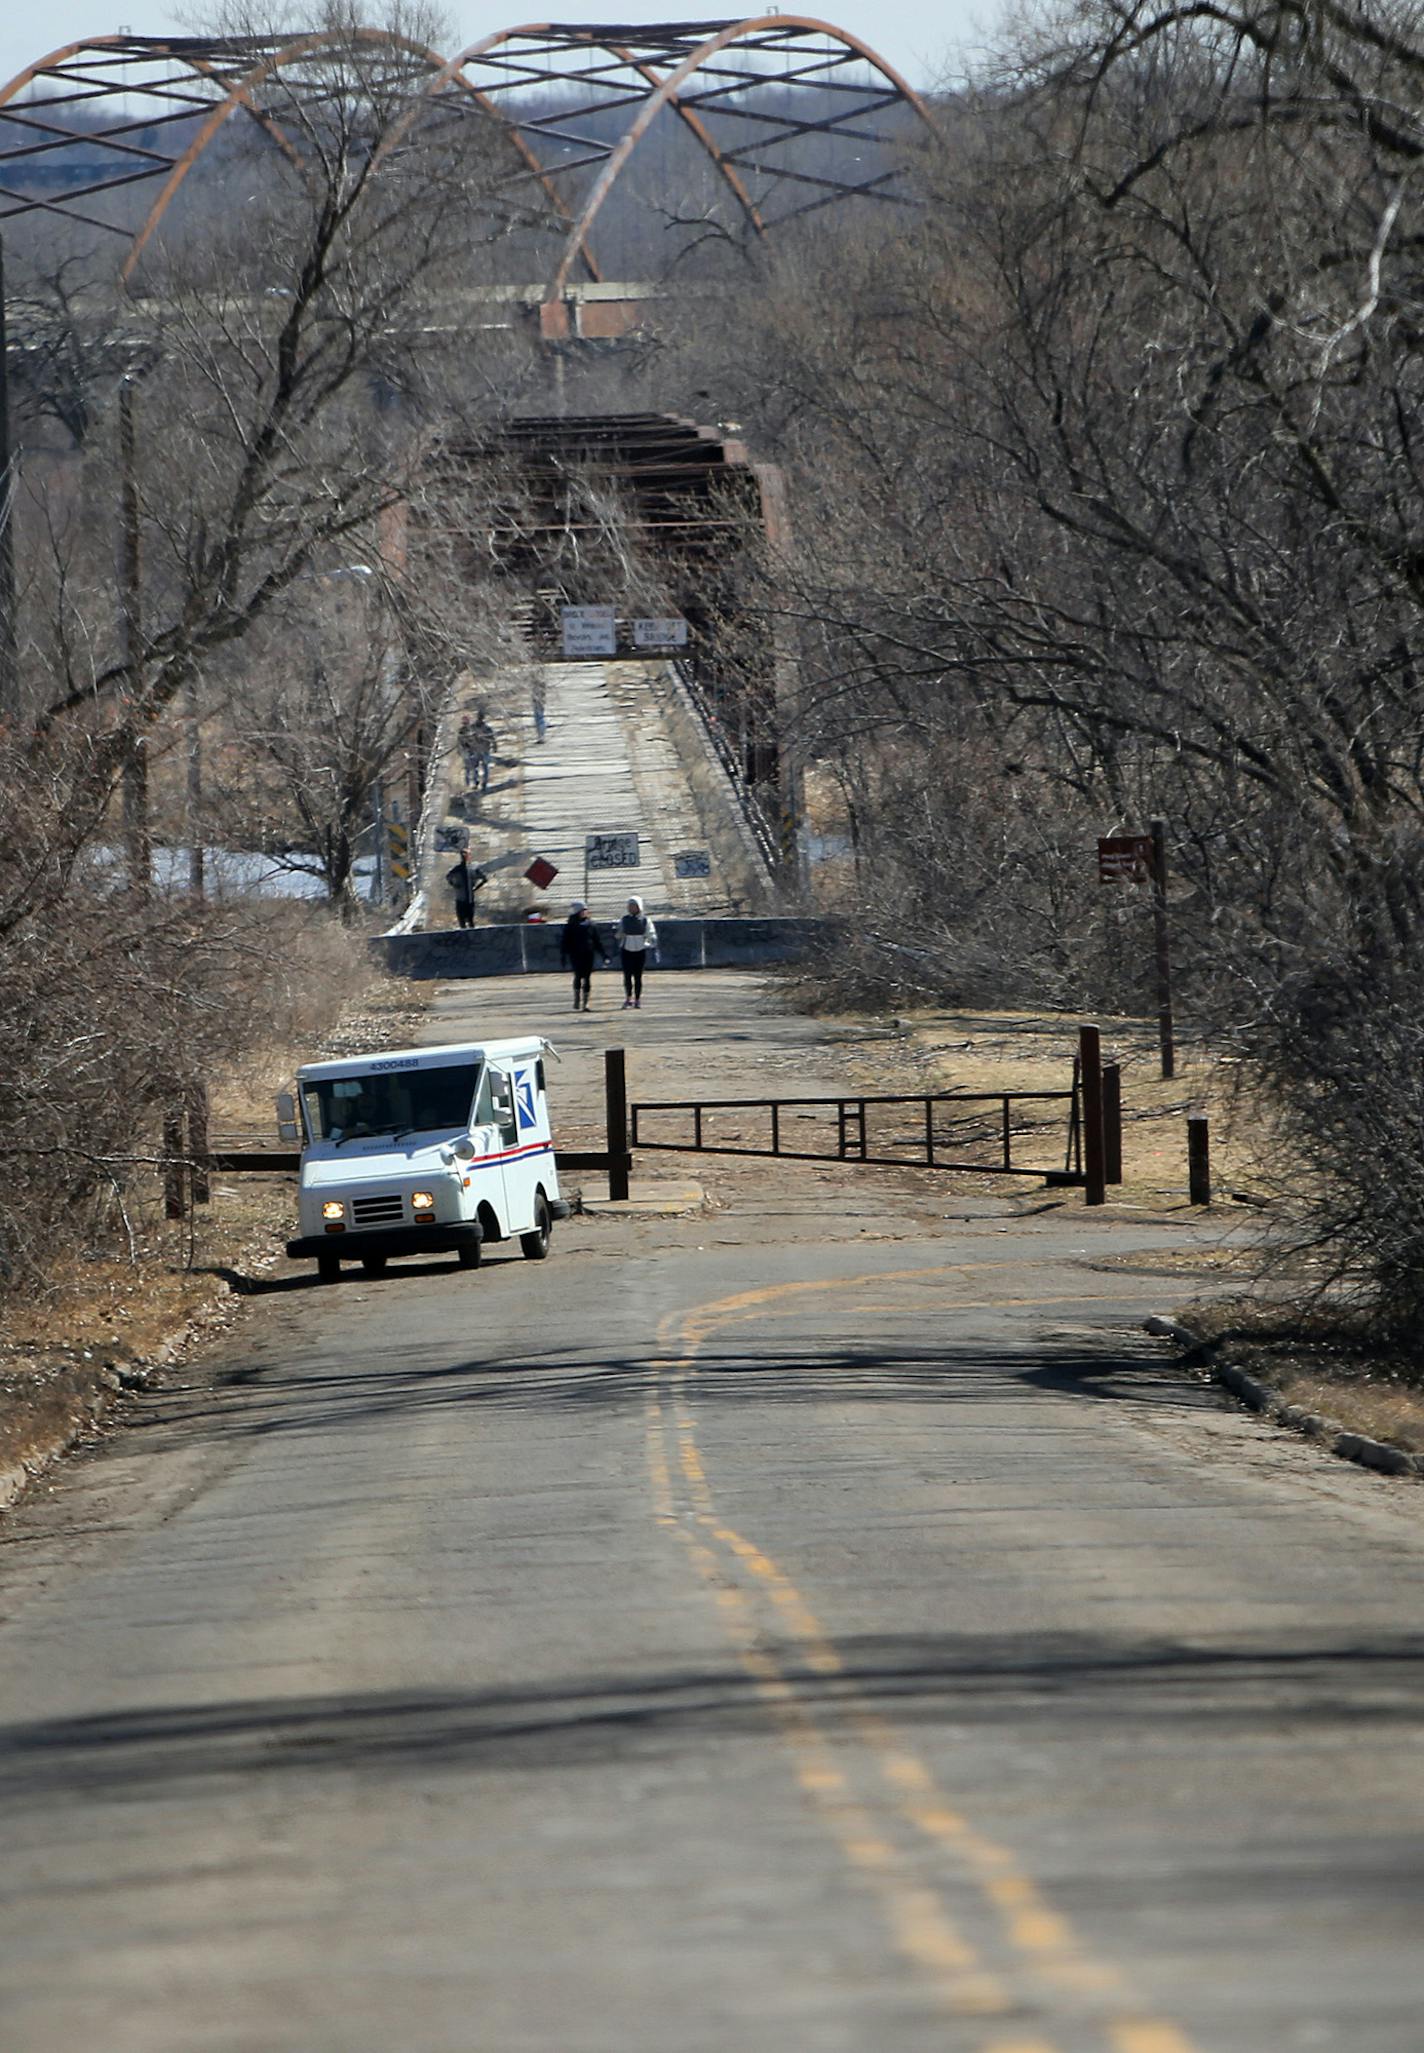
<box><xmin>446</xmin><ymin>850</ymin><xmax>488</xmax><ymax>929</ymax></box>
<box><xmin>560</xmin><ymin>900</ymin><xmax>607</xmax><ymax>1009</ymax></box>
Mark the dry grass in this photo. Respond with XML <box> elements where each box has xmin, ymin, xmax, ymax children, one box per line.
<box><xmin>0</xmin><ymin>967</ymin><xmax>432</xmax><ymax>1487</ymax></box>
<box><xmin>1183</xmin><ymin>1297</ymin><xmax>1424</xmax><ymax>1454</ymax></box>
<box><xmin>1275</xmin><ymin>1371</ymin><xmax>1424</xmax><ymax>1453</ymax></box>
<box><xmin>864</xmin><ymin>1004</ymin><xmax>1269</xmax><ymax>1216</ymax></box>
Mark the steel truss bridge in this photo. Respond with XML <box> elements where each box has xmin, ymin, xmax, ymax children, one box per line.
<box><xmin>0</xmin><ymin>20</ymin><xmax>934</xmax><ymax>329</ymax></box>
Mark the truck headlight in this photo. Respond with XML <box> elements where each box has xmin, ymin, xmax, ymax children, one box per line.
<box><xmin>321</xmin><ymin>1200</ymin><xmax>345</xmax><ymax>1221</ymax></box>
<box><xmin>411</xmin><ymin>1190</ymin><xmax>435</xmax><ymax>1211</ymax></box>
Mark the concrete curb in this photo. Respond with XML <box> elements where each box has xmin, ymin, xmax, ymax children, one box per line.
<box><xmin>1143</xmin><ymin>1316</ymin><xmax>1423</xmax><ymax>1480</ymax></box>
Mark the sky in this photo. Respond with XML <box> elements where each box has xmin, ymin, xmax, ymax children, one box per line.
<box><xmin>0</xmin><ymin>3</ymin><xmax>1007</xmax><ymax>97</ymax></box>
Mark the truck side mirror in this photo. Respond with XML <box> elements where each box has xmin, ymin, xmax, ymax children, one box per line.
<box><xmin>276</xmin><ymin>1091</ymin><xmax>299</xmax><ymax>1145</ymax></box>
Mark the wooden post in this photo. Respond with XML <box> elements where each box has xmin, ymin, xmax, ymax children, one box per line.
<box><xmin>604</xmin><ymin>1045</ymin><xmax>629</xmax><ymax>1201</ymax></box>
<box><xmin>1188</xmin><ymin>1115</ymin><xmax>1211</xmax><ymax>1206</ymax></box>
<box><xmin>1079</xmin><ymin>1024</ymin><xmax>1107</xmax><ymax>1206</ymax></box>
<box><xmin>1150</xmin><ymin>817</ymin><xmax>1175</xmax><ymax>1080</ymax></box>
<box><xmin>1102</xmin><ymin>1062</ymin><xmax>1122</xmax><ymax>1185</ymax></box>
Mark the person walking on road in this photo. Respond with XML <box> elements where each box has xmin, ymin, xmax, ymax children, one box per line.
<box><xmin>463</xmin><ymin>709</ymin><xmax>496</xmax><ymax>792</ymax></box>
<box><xmin>560</xmin><ymin>900</ymin><xmax>607</xmax><ymax>1010</ymax></box>
<box><xmin>446</xmin><ymin>849</ymin><xmax>489</xmax><ymax>929</ymax></box>
<box><xmin>616</xmin><ymin>895</ymin><xmax>658</xmax><ymax>1008</ymax></box>
<box><xmin>531</xmin><ymin>672</ymin><xmax>547</xmax><ymax>744</ymax></box>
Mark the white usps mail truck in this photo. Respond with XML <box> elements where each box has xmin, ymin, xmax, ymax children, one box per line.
<box><xmin>282</xmin><ymin>1037</ymin><xmax>569</xmax><ymax>1282</ymax></box>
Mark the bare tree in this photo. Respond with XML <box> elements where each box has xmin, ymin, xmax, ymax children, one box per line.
<box><xmin>4</xmin><ymin>1</ymin><xmax>522</xmax><ymax>923</ymax></box>
<box><xmin>672</xmin><ymin>2</ymin><xmax>1424</xmax><ymax>1328</ymax></box>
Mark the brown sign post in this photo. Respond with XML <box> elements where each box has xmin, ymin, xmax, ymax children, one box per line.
<box><xmin>1098</xmin><ymin>825</ymin><xmax>1175</xmax><ymax>1079</ymax></box>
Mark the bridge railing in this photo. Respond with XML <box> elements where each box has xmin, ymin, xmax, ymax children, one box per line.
<box><xmin>670</xmin><ymin>656</ymin><xmax>781</xmax><ymax>875</ymax></box>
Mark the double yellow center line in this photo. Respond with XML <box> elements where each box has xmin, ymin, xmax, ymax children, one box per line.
<box><xmin>644</xmin><ymin>1269</ymin><xmax>1198</xmax><ymax>2053</ymax></box>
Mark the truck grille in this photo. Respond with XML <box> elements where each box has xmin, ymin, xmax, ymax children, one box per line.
<box><xmin>352</xmin><ymin>1194</ymin><xmax>404</xmax><ymax>1226</ymax></box>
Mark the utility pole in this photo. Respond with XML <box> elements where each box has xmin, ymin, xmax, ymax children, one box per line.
<box><xmin>0</xmin><ymin>231</ymin><xmax>18</xmax><ymax>714</ymax></box>
<box><xmin>117</xmin><ymin>377</ymin><xmax>149</xmax><ymax>896</ymax></box>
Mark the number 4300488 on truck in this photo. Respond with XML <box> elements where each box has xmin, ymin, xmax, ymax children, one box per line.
<box><xmin>281</xmin><ymin>1038</ymin><xmax>570</xmax><ymax>1283</ymax></box>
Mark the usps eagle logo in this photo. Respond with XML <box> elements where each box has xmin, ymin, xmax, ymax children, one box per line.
<box><xmin>515</xmin><ymin>1073</ymin><xmax>538</xmax><ymax>1132</ymax></box>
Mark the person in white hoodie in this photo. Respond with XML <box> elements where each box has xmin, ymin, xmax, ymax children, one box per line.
<box><xmin>616</xmin><ymin>895</ymin><xmax>658</xmax><ymax>1008</ymax></box>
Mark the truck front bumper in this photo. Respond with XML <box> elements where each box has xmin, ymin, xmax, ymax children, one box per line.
<box><xmin>286</xmin><ymin>1223</ymin><xmax>481</xmax><ymax>1263</ymax></box>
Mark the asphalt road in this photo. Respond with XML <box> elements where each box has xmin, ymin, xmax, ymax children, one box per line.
<box><xmin>2</xmin><ymin>973</ymin><xmax>1422</xmax><ymax>2052</ymax></box>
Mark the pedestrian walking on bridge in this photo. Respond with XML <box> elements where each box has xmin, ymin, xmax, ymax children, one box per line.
<box><xmin>617</xmin><ymin>896</ymin><xmax>658</xmax><ymax>1008</ymax></box>
<box><xmin>560</xmin><ymin>901</ymin><xmax>607</xmax><ymax>1010</ymax></box>
<box><xmin>446</xmin><ymin>849</ymin><xmax>489</xmax><ymax>930</ymax></box>
<box><xmin>463</xmin><ymin>709</ymin><xmax>496</xmax><ymax>793</ymax></box>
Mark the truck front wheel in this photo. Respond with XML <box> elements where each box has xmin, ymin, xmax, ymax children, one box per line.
<box><xmin>456</xmin><ymin>1235</ymin><xmax>482</xmax><ymax>1270</ymax></box>
<box><xmin>317</xmin><ymin>1253</ymin><xmax>341</xmax><ymax>1284</ymax></box>
<box><xmin>520</xmin><ymin>1196</ymin><xmax>552</xmax><ymax>1261</ymax></box>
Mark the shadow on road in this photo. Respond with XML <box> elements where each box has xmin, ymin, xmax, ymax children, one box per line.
<box><xmin>6</xmin><ymin>1631</ymin><xmax>1424</xmax><ymax>1802</ymax></box>
<box><xmin>127</xmin><ymin>1325</ymin><xmax>1225</xmax><ymax>1453</ymax></box>
<box><xmin>194</xmin><ymin>1259</ymin><xmax>500</xmax><ymax>1298</ymax></box>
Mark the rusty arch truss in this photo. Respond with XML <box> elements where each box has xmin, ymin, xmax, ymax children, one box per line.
<box><xmin>0</xmin><ymin>20</ymin><xmax>935</xmax><ymax>306</ymax></box>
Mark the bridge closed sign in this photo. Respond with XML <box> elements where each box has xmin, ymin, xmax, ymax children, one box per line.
<box><xmin>633</xmin><ymin>616</ymin><xmax>689</xmax><ymax>649</ymax></box>
<box><xmin>561</xmin><ymin>604</ymin><xmax>617</xmax><ymax>658</ymax></box>
<box><xmin>585</xmin><ymin>832</ymin><xmax>640</xmax><ymax>871</ymax></box>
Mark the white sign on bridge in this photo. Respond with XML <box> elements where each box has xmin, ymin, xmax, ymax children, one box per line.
<box><xmin>561</xmin><ymin>604</ymin><xmax>617</xmax><ymax>658</ymax></box>
<box><xmin>585</xmin><ymin>832</ymin><xmax>641</xmax><ymax>871</ymax></box>
<box><xmin>633</xmin><ymin>616</ymin><xmax>689</xmax><ymax>649</ymax></box>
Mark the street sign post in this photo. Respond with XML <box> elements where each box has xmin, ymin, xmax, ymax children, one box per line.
<box><xmin>560</xmin><ymin>604</ymin><xmax>617</xmax><ymax>659</ymax></box>
<box><xmin>1098</xmin><ymin>827</ymin><xmax>1174</xmax><ymax>1077</ymax></box>
<box><xmin>584</xmin><ymin>831</ymin><xmax>640</xmax><ymax>902</ymax></box>
<box><xmin>632</xmin><ymin>616</ymin><xmax>689</xmax><ymax>650</ymax></box>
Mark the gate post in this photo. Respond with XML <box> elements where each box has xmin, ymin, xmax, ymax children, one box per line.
<box><xmin>1102</xmin><ymin>1062</ymin><xmax>1122</xmax><ymax>1186</ymax></box>
<box><xmin>604</xmin><ymin>1046</ymin><xmax>629</xmax><ymax>1202</ymax></box>
<box><xmin>1188</xmin><ymin>1115</ymin><xmax>1211</xmax><ymax>1206</ymax></box>
<box><xmin>1079</xmin><ymin>1025</ymin><xmax>1107</xmax><ymax>1206</ymax></box>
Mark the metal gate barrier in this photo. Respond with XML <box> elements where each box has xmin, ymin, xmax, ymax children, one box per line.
<box><xmin>630</xmin><ymin>1085</ymin><xmax>1090</xmax><ymax>1187</ymax></box>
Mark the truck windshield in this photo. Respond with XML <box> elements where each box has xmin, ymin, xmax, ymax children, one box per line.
<box><xmin>302</xmin><ymin>1063</ymin><xmax>481</xmax><ymax>1144</ymax></box>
